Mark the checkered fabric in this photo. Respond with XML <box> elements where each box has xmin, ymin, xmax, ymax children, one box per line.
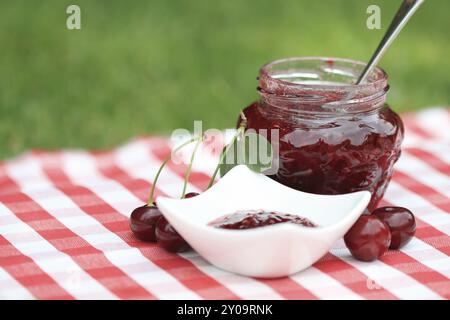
<box><xmin>0</xmin><ymin>108</ymin><xmax>449</xmax><ymax>300</ymax></box>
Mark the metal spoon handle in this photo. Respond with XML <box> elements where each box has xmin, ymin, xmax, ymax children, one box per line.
<box><xmin>356</xmin><ymin>0</ymin><xmax>425</xmax><ymax>84</ymax></box>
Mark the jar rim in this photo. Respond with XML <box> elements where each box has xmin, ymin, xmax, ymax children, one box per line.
<box><xmin>258</xmin><ymin>57</ymin><xmax>389</xmax><ymax>115</ymax></box>
<box><xmin>259</xmin><ymin>56</ymin><xmax>388</xmax><ymax>94</ymax></box>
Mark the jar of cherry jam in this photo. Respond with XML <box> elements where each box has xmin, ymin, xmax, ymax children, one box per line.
<box><xmin>240</xmin><ymin>57</ymin><xmax>404</xmax><ymax>211</ymax></box>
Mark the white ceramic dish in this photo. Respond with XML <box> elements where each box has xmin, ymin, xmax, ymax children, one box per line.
<box><xmin>157</xmin><ymin>165</ymin><xmax>370</xmax><ymax>278</ymax></box>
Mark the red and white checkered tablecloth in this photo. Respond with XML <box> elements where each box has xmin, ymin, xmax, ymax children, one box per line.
<box><xmin>1</xmin><ymin>108</ymin><xmax>449</xmax><ymax>300</ymax></box>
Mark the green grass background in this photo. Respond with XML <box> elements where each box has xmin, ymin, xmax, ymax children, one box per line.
<box><xmin>1</xmin><ymin>0</ymin><xmax>449</xmax><ymax>159</ymax></box>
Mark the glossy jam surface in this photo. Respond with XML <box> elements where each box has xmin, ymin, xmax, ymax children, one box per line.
<box><xmin>241</xmin><ymin>101</ymin><xmax>403</xmax><ymax>211</ymax></box>
<box><xmin>209</xmin><ymin>210</ymin><xmax>317</xmax><ymax>230</ymax></box>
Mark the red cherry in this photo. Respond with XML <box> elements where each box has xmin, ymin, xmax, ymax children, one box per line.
<box><xmin>184</xmin><ymin>192</ymin><xmax>199</xmax><ymax>198</ymax></box>
<box><xmin>344</xmin><ymin>215</ymin><xmax>391</xmax><ymax>262</ymax></box>
<box><xmin>129</xmin><ymin>205</ymin><xmax>162</xmax><ymax>242</ymax></box>
<box><xmin>373</xmin><ymin>206</ymin><xmax>416</xmax><ymax>249</ymax></box>
<box><xmin>155</xmin><ymin>217</ymin><xmax>190</xmax><ymax>253</ymax></box>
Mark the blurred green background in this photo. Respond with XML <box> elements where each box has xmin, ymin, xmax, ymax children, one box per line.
<box><xmin>1</xmin><ymin>0</ymin><xmax>449</xmax><ymax>159</ymax></box>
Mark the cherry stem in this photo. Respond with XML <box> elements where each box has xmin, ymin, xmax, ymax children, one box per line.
<box><xmin>148</xmin><ymin>136</ymin><xmax>201</xmax><ymax>205</ymax></box>
<box><xmin>239</xmin><ymin>110</ymin><xmax>247</xmax><ymax>126</ymax></box>
<box><xmin>206</xmin><ymin>124</ymin><xmax>246</xmax><ymax>189</ymax></box>
<box><xmin>181</xmin><ymin>136</ymin><xmax>203</xmax><ymax>198</ymax></box>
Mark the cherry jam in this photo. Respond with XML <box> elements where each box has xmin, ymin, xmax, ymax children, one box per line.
<box><xmin>209</xmin><ymin>210</ymin><xmax>317</xmax><ymax>230</ymax></box>
<box><xmin>240</xmin><ymin>58</ymin><xmax>404</xmax><ymax>211</ymax></box>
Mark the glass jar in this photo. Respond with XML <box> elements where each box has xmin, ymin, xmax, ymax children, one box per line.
<box><xmin>240</xmin><ymin>57</ymin><xmax>404</xmax><ymax>212</ymax></box>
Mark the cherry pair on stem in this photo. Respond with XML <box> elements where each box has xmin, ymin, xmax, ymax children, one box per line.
<box><xmin>130</xmin><ymin>117</ymin><xmax>248</xmax><ymax>252</ymax></box>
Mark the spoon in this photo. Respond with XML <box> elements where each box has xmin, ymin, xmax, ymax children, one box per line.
<box><xmin>157</xmin><ymin>165</ymin><xmax>370</xmax><ymax>278</ymax></box>
<box><xmin>357</xmin><ymin>0</ymin><xmax>426</xmax><ymax>84</ymax></box>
